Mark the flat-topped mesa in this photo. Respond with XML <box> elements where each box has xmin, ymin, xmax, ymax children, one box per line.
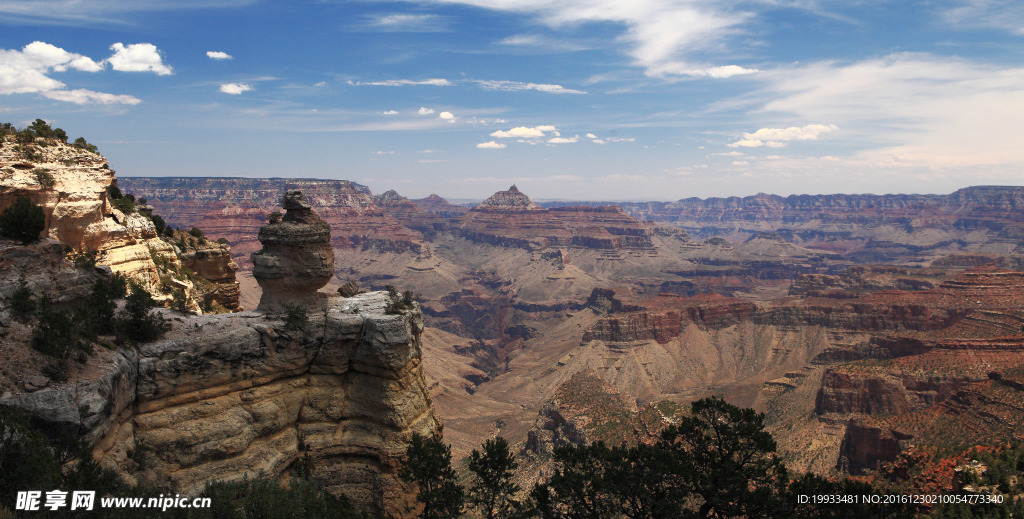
<box><xmin>475</xmin><ymin>184</ymin><xmax>541</xmax><ymax>211</ymax></box>
<box><xmin>252</xmin><ymin>190</ymin><xmax>335</xmax><ymax>310</ymax></box>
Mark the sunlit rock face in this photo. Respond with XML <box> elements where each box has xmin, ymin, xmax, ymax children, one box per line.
<box><xmin>252</xmin><ymin>190</ymin><xmax>335</xmax><ymax>311</ymax></box>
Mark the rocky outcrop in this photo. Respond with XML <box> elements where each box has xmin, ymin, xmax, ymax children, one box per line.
<box><xmin>411</xmin><ymin>194</ymin><xmax>468</xmax><ymax>219</ymax></box>
<box><xmin>0</xmin><ymin>139</ymin><xmax>239</xmax><ymax>311</ymax></box>
<box><xmin>455</xmin><ymin>186</ymin><xmax>657</xmax><ymax>251</ymax></box>
<box><xmin>252</xmin><ymin>191</ymin><xmax>335</xmax><ymax>311</ymax></box>
<box><xmin>838</xmin><ymin>420</ymin><xmax>905</xmax><ymax>474</ymax></box>
<box><xmin>177</xmin><ymin>240</ymin><xmax>241</xmax><ymax>311</ymax></box>
<box><xmin>119</xmin><ymin>177</ymin><xmax>426</xmax><ymax>267</ymax></box>
<box><xmin>1</xmin><ymin>292</ymin><xmax>439</xmax><ymax>518</ymax></box>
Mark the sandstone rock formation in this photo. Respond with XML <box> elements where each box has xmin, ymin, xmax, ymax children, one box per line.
<box><xmin>252</xmin><ymin>191</ymin><xmax>335</xmax><ymax>311</ymax></box>
<box><xmin>0</xmin><ymin>138</ymin><xmax>239</xmax><ymax>312</ymax></box>
<box><xmin>0</xmin><ymin>291</ymin><xmax>440</xmax><ymax>518</ymax></box>
<box><xmin>454</xmin><ymin>186</ymin><xmax>656</xmax><ymax>251</ymax></box>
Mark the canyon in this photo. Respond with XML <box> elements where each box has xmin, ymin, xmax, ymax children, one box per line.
<box><xmin>4</xmin><ymin>130</ymin><xmax>1024</xmax><ymax>511</ymax></box>
<box><xmin>116</xmin><ymin>174</ymin><xmax>1024</xmax><ymax>492</ymax></box>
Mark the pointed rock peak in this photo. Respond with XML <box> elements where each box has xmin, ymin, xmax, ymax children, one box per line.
<box><xmin>373</xmin><ymin>189</ymin><xmax>408</xmax><ymax>205</ymax></box>
<box><xmin>477</xmin><ymin>185</ymin><xmax>539</xmax><ymax>210</ymax></box>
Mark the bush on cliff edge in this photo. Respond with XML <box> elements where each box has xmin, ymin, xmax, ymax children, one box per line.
<box><xmin>0</xmin><ymin>196</ymin><xmax>45</xmax><ymax>244</ymax></box>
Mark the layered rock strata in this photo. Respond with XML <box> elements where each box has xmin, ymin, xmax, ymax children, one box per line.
<box><xmin>252</xmin><ymin>191</ymin><xmax>335</xmax><ymax>311</ymax></box>
<box><xmin>1</xmin><ymin>292</ymin><xmax>439</xmax><ymax>518</ymax></box>
<box><xmin>454</xmin><ymin>186</ymin><xmax>656</xmax><ymax>251</ymax></box>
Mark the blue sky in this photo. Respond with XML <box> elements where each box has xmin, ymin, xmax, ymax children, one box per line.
<box><xmin>2</xmin><ymin>0</ymin><xmax>1023</xmax><ymax>200</ymax></box>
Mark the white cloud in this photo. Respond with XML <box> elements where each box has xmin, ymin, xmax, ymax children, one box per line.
<box><xmin>382</xmin><ymin>110</ymin><xmax>399</xmax><ymax>115</ymax></box>
<box><xmin>942</xmin><ymin>0</ymin><xmax>1024</xmax><ymax>35</ymax></box>
<box><xmin>429</xmin><ymin>0</ymin><xmax>755</xmax><ymax>78</ymax></box>
<box><xmin>585</xmin><ymin>133</ymin><xmax>597</xmax><ymax>139</ymax></box>
<box><xmin>591</xmin><ymin>139</ymin><xmax>606</xmax><ymax>144</ymax></box>
<box><xmin>417</xmin><ymin>107</ymin><xmax>435</xmax><ymax>115</ymax></box>
<box><xmin>729</xmin><ymin>124</ymin><xmax>837</xmax><ymax>148</ymax></box>
<box><xmin>606</xmin><ymin>137</ymin><xmax>635</xmax><ymax>143</ymax></box>
<box><xmin>0</xmin><ymin>0</ymin><xmax>258</xmax><ymax>25</ymax></box>
<box><xmin>476</xmin><ymin>141</ymin><xmax>507</xmax><ymax>149</ymax></box>
<box><xmin>206</xmin><ymin>51</ymin><xmax>232</xmax><ymax>60</ymax></box>
<box><xmin>360</xmin><ymin>13</ymin><xmax>448</xmax><ymax>32</ymax></box>
<box><xmin>547</xmin><ymin>136</ymin><xmax>578</xmax><ymax>144</ymax></box>
<box><xmin>372</xmin><ymin>150</ymin><xmax>395</xmax><ymax>155</ymax></box>
<box><xmin>439</xmin><ymin>111</ymin><xmax>455</xmax><ymax>120</ymax></box>
<box><xmin>42</xmin><ymin>88</ymin><xmax>141</xmax><ymax>105</ymax></box>
<box><xmin>490</xmin><ymin>125</ymin><xmax>556</xmax><ymax>138</ymax></box>
<box><xmin>753</xmin><ymin>53</ymin><xmax>1024</xmax><ymax>168</ymax></box>
<box><xmin>219</xmin><ymin>82</ymin><xmax>253</xmax><ymax>94</ymax></box>
<box><xmin>352</xmin><ymin>78</ymin><xmax>451</xmax><ymax>87</ymax></box>
<box><xmin>22</xmin><ymin>41</ymin><xmax>103</xmax><ymax>72</ymax></box>
<box><xmin>0</xmin><ymin>41</ymin><xmax>139</xmax><ymax>104</ymax></box>
<box><xmin>313</xmin><ymin>81</ymin><xmax>327</xmax><ymax>87</ymax></box>
<box><xmin>473</xmin><ymin>80</ymin><xmax>586</xmax><ymax>94</ymax></box>
<box><xmin>107</xmin><ymin>43</ymin><xmax>172</xmax><ymax>75</ymax></box>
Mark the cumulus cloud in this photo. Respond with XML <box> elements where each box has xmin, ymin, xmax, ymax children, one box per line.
<box><xmin>417</xmin><ymin>107</ymin><xmax>435</xmax><ymax>115</ymax></box>
<box><xmin>219</xmin><ymin>82</ymin><xmax>253</xmax><ymax>94</ymax></box>
<box><xmin>585</xmin><ymin>133</ymin><xmax>597</xmax><ymax>139</ymax></box>
<box><xmin>0</xmin><ymin>41</ymin><xmax>141</xmax><ymax>104</ymax></box>
<box><xmin>107</xmin><ymin>43</ymin><xmax>172</xmax><ymax>75</ymax></box>
<box><xmin>729</xmin><ymin>124</ymin><xmax>837</xmax><ymax>148</ymax></box>
<box><xmin>474</xmin><ymin>80</ymin><xmax>586</xmax><ymax>94</ymax></box>
<box><xmin>490</xmin><ymin>125</ymin><xmax>556</xmax><ymax>138</ymax></box>
<box><xmin>382</xmin><ymin>110</ymin><xmax>399</xmax><ymax>115</ymax></box>
<box><xmin>476</xmin><ymin>141</ymin><xmax>507</xmax><ymax>149</ymax></box>
<box><xmin>439</xmin><ymin>111</ymin><xmax>455</xmax><ymax>121</ymax></box>
<box><xmin>351</xmin><ymin>78</ymin><xmax>451</xmax><ymax>87</ymax></box>
<box><xmin>207</xmin><ymin>51</ymin><xmax>232</xmax><ymax>60</ymax></box>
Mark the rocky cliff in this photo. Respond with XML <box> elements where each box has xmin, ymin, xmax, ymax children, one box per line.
<box><xmin>1</xmin><ymin>291</ymin><xmax>439</xmax><ymax>518</ymax></box>
<box><xmin>0</xmin><ymin>138</ymin><xmax>239</xmax><ymax>312</ymax></box>
<box><xmin>606</xmin><ymin>186</ymin><xmax>1024</xmax><ymax>262</ymax></box>
<box><xmin>119</xmin><ymin>177</ymin><xmax>427</xmax><ymax>266</ymax></box>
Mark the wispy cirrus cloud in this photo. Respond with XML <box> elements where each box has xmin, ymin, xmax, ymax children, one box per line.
<box><xmin>473</xmin><ymin>80</ymin><xmax>586</xmax><ymax>94</ymax></box>
<box><xmin>749</xmin><ymin>53</ymin><xmax>1024</xmax><ymax>168</ymax></box>
<box><xmin>0</xmin><ymin>0</ymin><xmax>257</xmax><ymax>25</ymax></box>
<box><xmin>423</xmin><ymin>0</ymin><xmax>758</xmax><ymax>78</ymax></box>
<box><xmin>348</xmin><ymin>78</ymin><xmax>453</xmax><ymax>87</ymax></box>
<box><xmin>942</xmin><ymin>0</ymin><xmax>1024</xmax><ymax>35</ymax></box>
<box><xmin>357</xmin><ymin>13</ymin><xmax>450</xmax><ymax>32</ymax></box>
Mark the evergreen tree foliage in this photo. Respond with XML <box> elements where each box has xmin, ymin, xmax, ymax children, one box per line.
<box><xmin>114</xmin><ymin>281</ymin><xmax>169</xmax><ymax>344</ymax></box>
<box><xmin>660</xmin><ymin>396</ymin><xmax>788</xmax><ymax>518</ymax></box>
<box><xmin>468</xmin><ymin>436</ymin><xmax>521</xmax><ymax>519</ymax></box>
<box><xmin>0</xmin><ymin>196</ymin><xmax>45</xmax><ymax>244</ymax></box>
<box><xmin>399</xmin><ymin>433</ymin><xmax>464</xmax><ymax>519</ymax></box>
<box><xmin>10</xmin><ymin>275</ymin><xmax>35</xmax><ymax>321</ymax></box>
